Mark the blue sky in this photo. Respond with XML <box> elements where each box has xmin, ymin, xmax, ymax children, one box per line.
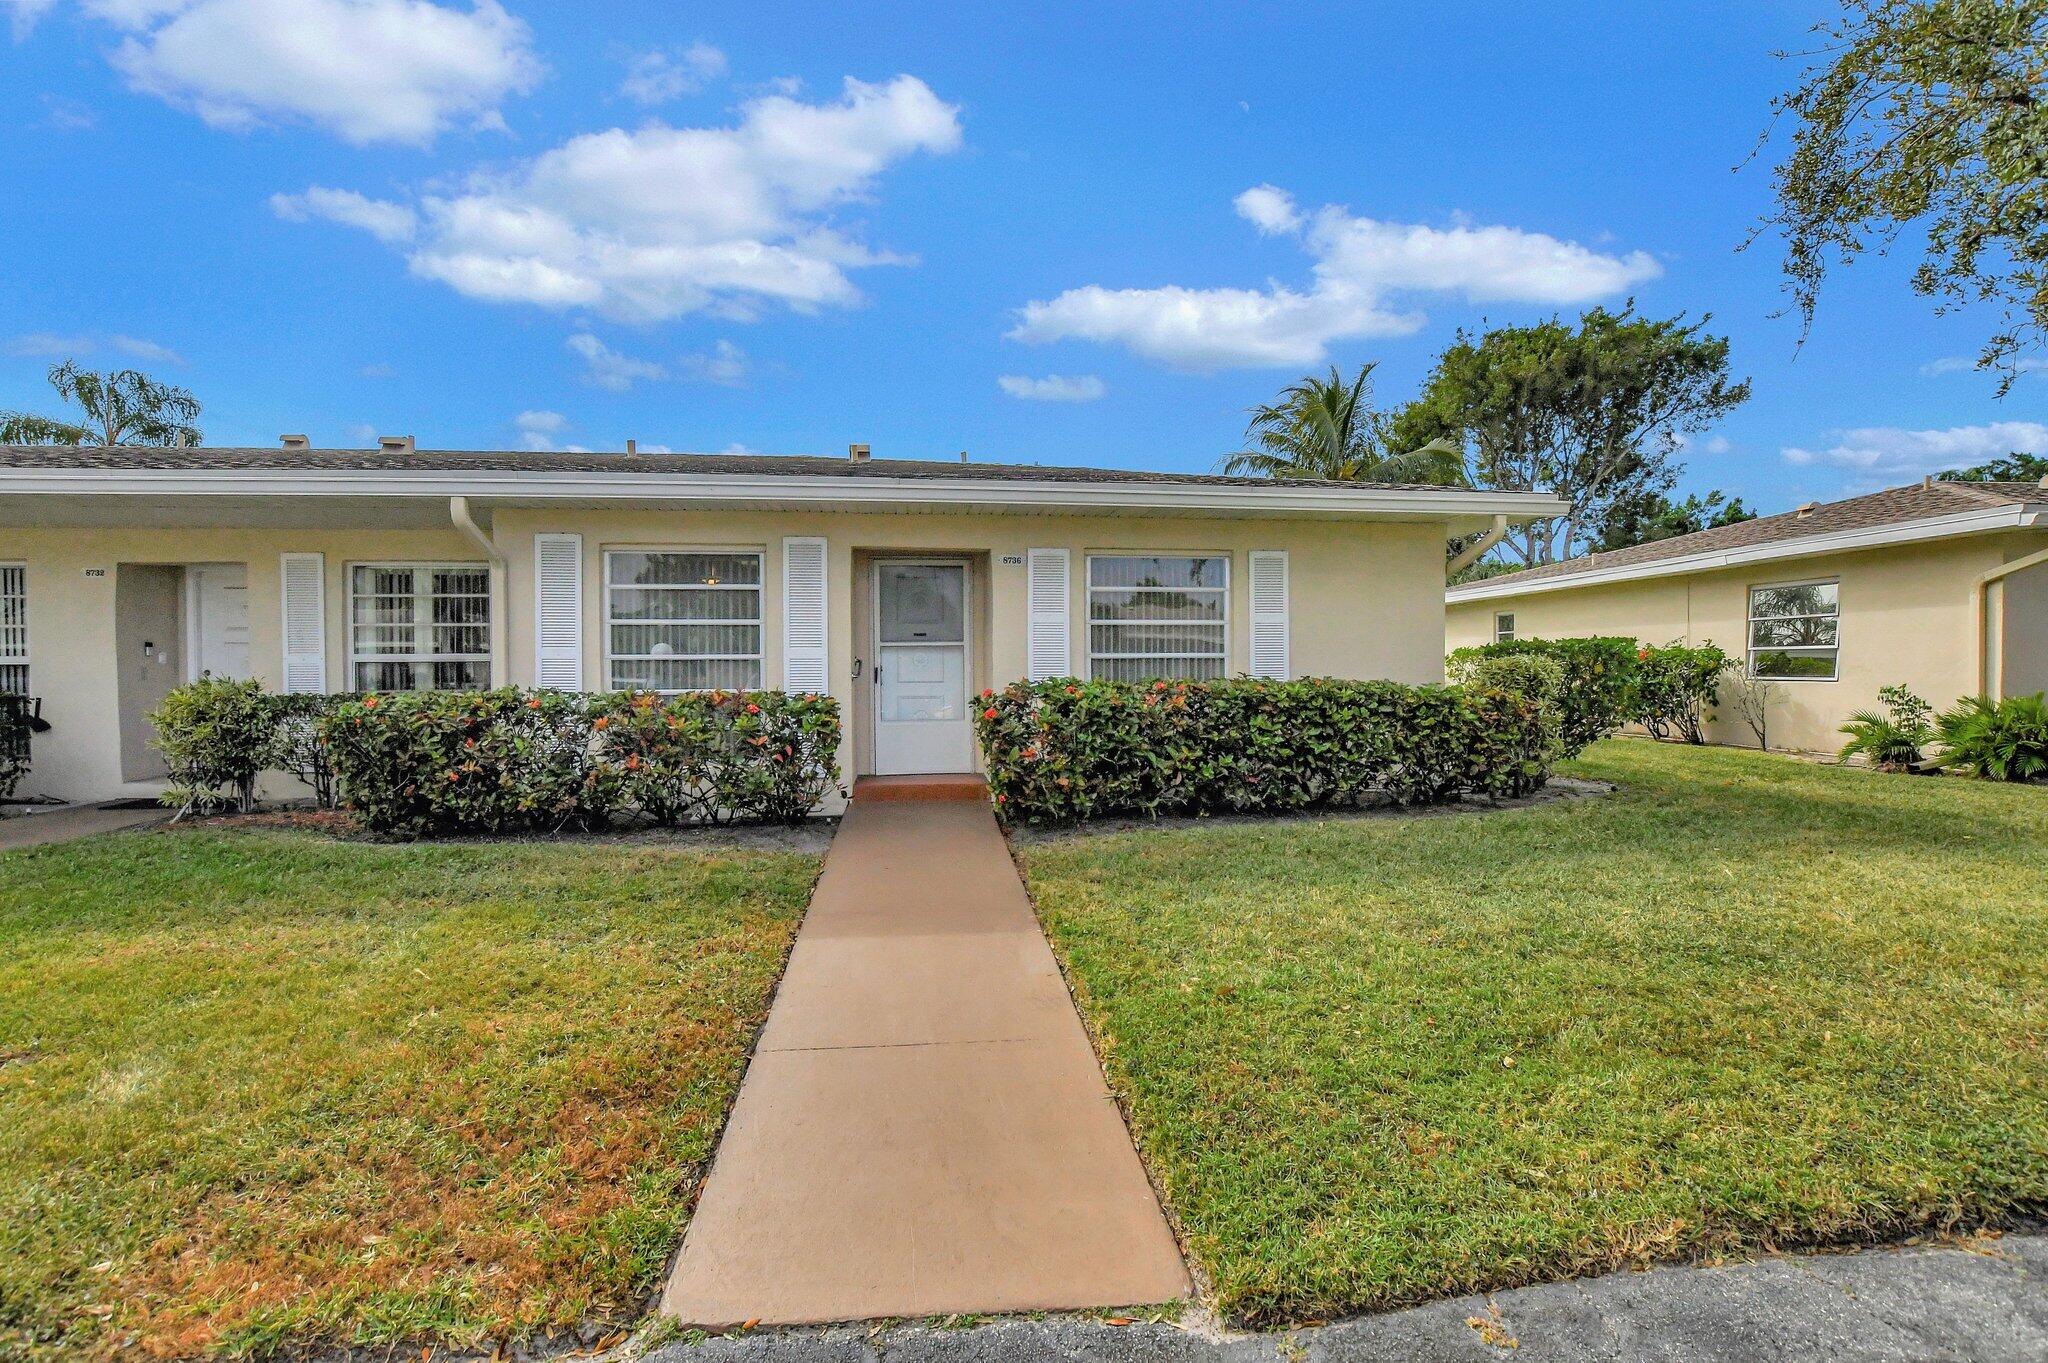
<box><xmin>3</xmin><ymin>0</ymin><xmax>2043</xmax><ymax>514</ymax></box>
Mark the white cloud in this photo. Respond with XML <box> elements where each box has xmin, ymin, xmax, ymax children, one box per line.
<box><xmin>6</xmin><ymin>330</ymin><xmax>183</xmax><ymax>364</ymax></box>
<box><xmin>997</xmin><ymin>373</ymin><xmax>1105</xmax><ymax>402</ymax></box>
<box><xmin>288</xmin><ymin>74</ymin><xmax>961</xmax><ymax>322</ymax></box>
<box><xmin>1010</xmin><ymin>189</ymin><xmax>1661</xmax><ymax>370</ymax></box>
<box><xmin>1783</xmin><ymin>421</ymin><xmax>2048</xmax><ymax>483</ymax></box>
<box><xmin>4</xmin><ymin>0</ymin><xmax>57</xmax><ymax>38</ymax></box>
<box><xmin>514</xmin><ymin>408</ymin><xmax>589</xmax><ymax>452</ymax></box>
<box><xmin>1921</xmin><ymin>354</ymin><xmax>2046</xmax><ymax>378</ymax></box>
<box><xmin>567</xmin><ymin>332</ymin><xmax>666</xmax><ymax>391</ymax></box>
<box><xmin>40</xmin><ymin>0</ymin><xmax>543</xmax><ymax>146</ymax></box>
<box><xmin>620</xmin><ymin>41</ymin><xmax>725</xmax><ymax>104</ymax></box>
<box><xmin>359</xmin><ymin>362</ymin><xmax>397</xmax><ymax>379</ymax></box>
<box><xmin>270</xmin><ymin>187</ymin><xmax>419</xmax><ymax>243</ymax></box>
<box><xmin>678</xmin><ymin>339</ymin><xmax>749</xmax><ymax>386</ymax></box>
<box><xmin>40</xmin><ymin>93</ymin><xmax>97</xmax><ymax>129</ymax></box>
<box><xmin>1233</xmin><ymin>184</ymin><xmax>1300</xmax><ymax>236</ymax></box>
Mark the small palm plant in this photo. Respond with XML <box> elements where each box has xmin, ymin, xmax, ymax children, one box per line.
<box><xmin>1934</xmin><ymin>693</ymin><xmax>2048</xmax><ymax>782</ymax></box>
<box><xmin>1837</xmin><ymin>684</ymin><xmax>1935</xmax><ymax>771</ymax></box>
<box><xmin>0</xmin><ymin>360</ymin><xmax>202</xmax><ymax>447</ymax></box>
<box><xmin>1222</xmin><ymin>363</ymin><xmax>1467</xmax><ymax>485</ymax></box>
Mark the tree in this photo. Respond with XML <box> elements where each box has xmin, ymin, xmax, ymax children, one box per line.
<box><xmin>1394</xmin><ymin>307</ymin><xmax>1751</xmax><ymax>566</ymax></box>
<box><xmin>1941</xmin><ymin>450</ymin><xmax>2048</xmax><ymax>480</ymax></box>
<box><xmin>1759</xmin><ymin>0</ymin><xmax>2048</xmax><ymax>392</ymax></box>
<box><xmin>1593</xmin><ymin>488</ymin><xmax>1758</xmax><ymax>552</ymax></box>
<box><xmin>0</xmin><ymin>361</ymin><xmax>202</xmax><ymax>446</ymax></box>
<box><xmin>1222</xmin><ymin>363</ymin><xmax>1468</xmax><ymax>485</ymax></box>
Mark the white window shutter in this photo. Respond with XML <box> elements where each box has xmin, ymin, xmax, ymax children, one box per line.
<box><xmin>1026</xmin><ymin>548</ymin><xmax>1071</xmax><ymax>681</ymax></box>
<box><xmin>782</xmin><ymin>536</ymin><xmax>828</xmax><ymax>695</ymax></box>
<box><xmin>1248</xmin><ymin>550</ymin><xmax>1289</xmax><ymax>680</ymax></box>
<box><xmin>534</xmin><ymin>533</ymin><xmax>584</xmax><ymax>690</ymax></box>
<box><xmin>279</xmin><ymin>552</ymin><xmax>327</xmax><ymax>694</ymax></box>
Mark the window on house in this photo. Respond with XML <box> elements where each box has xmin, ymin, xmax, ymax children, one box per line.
<box><xmin>1494</xmin><ymin>611</ymin><xmax>1516</xmax><ymax>643</ymax></box>
<box><xmin>606</xmin><ymin>550</ymin><xmax>764</xmax><ymax>692</ymax></box>
<box><xmin>1748</xmin><ymin>579</ymin><xmax>1839</xmax><ymax>680</ymax></box>
<box><xmin>1088</xmin><ymin>554</ymin><xmax>1228</xmax><ymax>681</ymax></box>
<box><xmin>350</xmin><ymin>563</ymin><xmax>491</xmax><ymax>691</ymax></box>
<box><xmin>0</xmin><ymin>564</ymin><xmax>25</xmax><ymax>695</ymax></box>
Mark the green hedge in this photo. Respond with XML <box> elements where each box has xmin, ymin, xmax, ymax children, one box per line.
<box><xmin>150</xmin><ymin>680</ymin><xmax>350</xmax><ymax>815</ymax></box>
<box><xmin>0</xmin><ymin>697</ymin><xmax>29</xmax><ymax>802</ymax></box>
<box><xmin>320</xmin><ymin>687</ymin><xmax>841</xmax><ymax>837</ymax></box>
<box><xmin>1446</xmin><ymin>636</ymin><xmax>1637</xmax><ymax>757</ymax></box>
<box><xmin>972</xmin><ymin>677</ymin><xmax>1553</xmax><ymax>825</ymax></box>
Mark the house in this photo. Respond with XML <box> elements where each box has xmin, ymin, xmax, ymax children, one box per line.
<box><xmin>0</xmin><ymin>441</ymin><xmax>1563</xmax><ymax>805</ymax></box>
<box><xmin>1446</xmin><ymin>478</ymin><xmax>2048</xmax><ymax>753</ymax></box>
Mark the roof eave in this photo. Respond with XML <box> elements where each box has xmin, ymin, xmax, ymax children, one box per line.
<box><xmin>1445</xmin><ymin>503</ymin><xmax>2048</xmax><ymax>603</ymax></box>
<box><xmin>0</xmin><ymin>467</ymin><xmax>1570</xmax><ymax>521</ymax></box>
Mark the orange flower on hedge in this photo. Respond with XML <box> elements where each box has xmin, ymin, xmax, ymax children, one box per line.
<box><xmin>593</xmin><ymin>715</ymin><xmax>610</xmax><ymax>730</ymax></box>
<box><xmin>526</xmin><ymin>698</ymin><xmax>543</xmax><ymax>710</ymax></box>
<box><xmin>363</xmin><ymin>695</ymin><xmax>380</xmax><ymax>709</ymax></box>
<box><xmin>983</xmin><ymin>707</ymin><xmax>999</xmax><ymax>720</ymax></box>
<box><xmin>624</xmin><ymin>754</ymin><xmax>641</xmax><ymax>771</ymax></box>
<box><xmin>981</xmin><ymin>688</ymin><xmax>994</xmax><ymax>699</ymax></box>
<box><xmin>746</xmin><ymin>703</ymin><xmax>761</xmax><ymax>714</ymax></box>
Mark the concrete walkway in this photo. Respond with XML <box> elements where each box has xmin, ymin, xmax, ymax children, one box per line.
<box><xmin>0</xmin><ymin>801</ymin><xmax>168</xmax><ymax>851</ymax></box>
<box><xmin>650</xmin><ymin>1232</ymin><xmax>2047</xmax><ymax>1363</ymax></box>
<box><xmin>661</xmin><ymin>782</ymin><xmax>1189</xmax><ymax>1328</ymax></box>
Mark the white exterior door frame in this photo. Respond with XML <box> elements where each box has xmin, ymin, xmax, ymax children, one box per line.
<box><xmin>870</xmin><ymin>557</ymin><xmax>974</xmax><ymax>775</ymax></box>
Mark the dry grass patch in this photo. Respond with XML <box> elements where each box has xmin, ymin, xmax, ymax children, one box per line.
<box><xmin>0</xmin><ymin>827</ymin><xmax>818</xmax><ymax>1360</ymax></box>
<box><xmin>1018</xmin><ymin>741</ymin><xmax>2048</xmax><ymax>1325</ymax></box>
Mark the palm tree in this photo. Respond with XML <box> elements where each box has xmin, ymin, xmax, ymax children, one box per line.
<box><xmin>1</xmin><ymin>361</ymin><xmax>202</xmax><ymax>446</ymax></box>
<box><xmin>1222</xmin><ymin>363</ymin><xmax>1465</xmax><ymax>484</ymax></box>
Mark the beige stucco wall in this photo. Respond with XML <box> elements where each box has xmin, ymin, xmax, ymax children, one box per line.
<box><xmin>1998</xmin><ymin>557</ymin><xmax>2048</xmax><ymax>698</ymax></box>
<box><xmin>2</xmin><ymin>509</ymin><xmax>1448</xmax><ymax>803</ymax></box>
<box><xmin>1446</xmin><ymin>532</ymin><xmax>2047</xmax><ymax>753</ymax></box>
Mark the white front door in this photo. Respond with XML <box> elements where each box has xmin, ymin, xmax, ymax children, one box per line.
<box><xmin>187</xmin><ymin>565</ymin><xmax>251</xmax><ymax>680</ymax></box>
<box><xmin>872</xmin><ymin>560</ymin><xmax>972</xmax><ymax>774</ymax></box>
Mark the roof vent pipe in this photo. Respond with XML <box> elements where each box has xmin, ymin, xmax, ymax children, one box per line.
<box><xmin>625</xmin><ymin>439</ymin><xmax>637</xmax><ymax>455</ymax></box>
<box><xmin>1795</xmin><ymin>501</ymin><xmax>1818</xmax><ymax>518</ymax></box>
<box><xmin>280</xmin><ymin>434</ymin><xmax>310</xmax><ymax>450</ymax></box>
<box><xmin>849</xmin><ymin>442</ymin><xmax>871</xmax><ymax>463</ymax></box>
<box><xmin>378</xmin><ymin>435</ymin><xmax>415</xmax><ymax>454</ymax></box>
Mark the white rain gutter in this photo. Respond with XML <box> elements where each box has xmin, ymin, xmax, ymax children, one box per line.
<box><xmin>450</xmin><ymin>496</ymin><xmax>509</xmax><ymax>687</ymax></box>
<box><xmin>1445</xmin><ymin>515</ymin><xmax>1511</xmax><ymax>577</ymax></box>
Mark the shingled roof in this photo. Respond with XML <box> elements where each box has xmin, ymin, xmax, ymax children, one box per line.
<box><xmin>1452</xmin><ymin>478</ymin><xmax>2048</xmax><ymax>595</ymax></box>
<box><xmin>0</xmin><ymin>444</ymin><xmax>1429</xmax><ymax>491</ymax></box>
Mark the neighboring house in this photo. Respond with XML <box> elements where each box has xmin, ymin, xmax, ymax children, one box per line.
<box><xmin>0</xmin><ymin>441</ymin><xmax>1562</xmax><ymax>805</ymax></box>
<box><xmin>1447</xmin><ymin>478</ymin><xmax>2048</xmax><ymax>753</ymax></box>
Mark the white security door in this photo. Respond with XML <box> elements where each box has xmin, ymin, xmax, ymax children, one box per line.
<box><xmin>189</xmin><ymin>565</ymin><xmax>252</xmax><ymax>679</ymax></box>
<box><xmin>872</xmin><ymin>561</ymin><xmax>972</xmax><ymax>774</ymax></box>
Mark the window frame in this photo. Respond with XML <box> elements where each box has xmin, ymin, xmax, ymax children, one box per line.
<box><xmin>346</xmin><ymin>560</ymin><xmax>493</xmax><ymax>693</ymax></box>
<box><xmin>1746</xmin><ymin>576</ymin><xmax>1841</xmax><ymax>682</ymax></box>
<box><xmin>1494</xmin><ymin>611</ymin><xmax>1516</xmax><ymax>643</ymax></box>
<box><xmin>1085</xmin><ymin>551</ymin><xmax>1231</xmax><ymax>682</ymax></box>
<box><xmin>603</xmin><ymin>545</ymin><xmax>767</xmax><ymax>694</ymax></box>
<box><xmin>0</xmin><ymin>562</ymin><xmax>26</xmax><ymax>696</ymax></box>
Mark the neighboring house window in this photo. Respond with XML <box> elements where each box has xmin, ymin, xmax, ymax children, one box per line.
<box><xmin>1494</xmin><ymin>611</ymin><xmax>1516</xmax><ymax>643</ymax></box>
<box><xmin>0</xmin><ymin>564</ymin><xmax>25</xmax><ymax>695</ymax></box>
<box><xmin>1748</xmin><ymin>579</ymin><xmax>1839</xmax><ymax>680</ymax></box>
<box><xmin>350</xmin><ymin>563</ymin><xmax>491</xmax><ymax>691</ymax></box>
<box><xmin>1088</xmin><ymin>553</ymin><xmax>1228</xmax><ymax>681</ymax></box>
<box><xmin>606</xmin><ymin>550</ymin><xmax>764</xmax><ymax>692</ymax></box>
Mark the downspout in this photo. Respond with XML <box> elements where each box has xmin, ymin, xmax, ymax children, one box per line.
<box><xmin>450</xmin><ymin>497</ymin><xmax>509</xmax><ymax>687</ymax></box>
<box><xmin>1446</xmin><ymin>515</ymin><xmax>1511</xmax><ymax>577</ymax></box>
<box><xmin>1976</xmin><ymin>539</ymin><xmax>2048</xmax><ymax>698</ymax></box>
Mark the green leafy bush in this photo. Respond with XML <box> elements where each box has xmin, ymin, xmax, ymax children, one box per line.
<box><xmin>1630</xmin><ymin>643</ymin><xmax>1733</xmax><ymax>744</ymax></box>
<box><xmin>1934</xmin><ymin>693</ymin><xmax>2048</xmax><ymax>782</ymax></box>
<box><xmin>1446</xmin><ymin>636</ymin><xmax>1637</xmax><ymax>756</ymax></box>
<box><xmin>323</xmin><ymin>687</ymin><xmax>842</xmax><ymax>837</ymax></box>
<box><xmin>1838</xmin><ymin>684</ymin><xmax>1935</xmax><ymax>771</ymax></box>
<box><xmin>972</xmin><ymin>677</ymin><xmax>1553</xmax><ymax>825</ymax></box>
<box><xmin>150</xmin><ymin>678</ymin><xmax>280</xmax><ymax>814</ymax></box>
<box><xmin>1447</xmin><ymin>654</ymin><xmax>1565</xmax><ymax>758</ymax></box>
<box><xmin>0</xmin><ymin>697</ymin><xmax>29</xmax><ymax>803</ymax></box>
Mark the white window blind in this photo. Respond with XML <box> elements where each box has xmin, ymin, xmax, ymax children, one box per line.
<box><xmin>1088</xmin><ymin>553</ymin><xmax>1228</xmax><ymax>681</ymax></box>
<box><xmin>349</xmin><ymin>563</ymin><xmax>490</xmax><ymax>692</ymax></box>
<box><xmin>1748</xmin><ymin>580</ymin><xmax>1839</xmax><ymax>680</ymax></box>
<box><xmin>0</xmin><ymin>564</ymin><xmax>26</xmax><ymax>695</ymax></box>
<box><xmin>606</xmin><ymin>550</ymin><xmax>764</xmax><ymax>693</ymax></box>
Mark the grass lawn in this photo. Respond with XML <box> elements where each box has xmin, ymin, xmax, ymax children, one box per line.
<box><xmin>0</xmin><ymin>827</ymin><xmax>819</xmax><ymax>1361</ymax></box>
<box><xmin>1018</xmin><ymin>741</ymin><xmax>2048</xmax><ymax>1326</ymax></box>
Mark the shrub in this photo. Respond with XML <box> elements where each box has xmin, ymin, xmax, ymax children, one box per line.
<box><xmin>323</xmin><ymin>687</ymin><xmax>843</xmax><ymax>837</ymax></box>
<box><xmin>1446</xmin><ymin>636</ymin><xmax>1637</xmax><ymax>756</ymax></box>
<box><xmin>1838</xmin><ymin>684</ymin><xmax>1935</xmax><ymax>771</ymax></box>
<box><xmin>1630</xmin><ymin>643</ymin><xmax>1733</xmax><ymax>744</ymax></box>
<box><xmin>150</xmin><ymin>678</ymin><xmax>279</xmax><ymax>814</ymax></box>
<box><xmin>1934</xmin><ymin>693</ymin><xmax>2048</xmax><ymax>782</ymax></box>
<box><xmin>0</xmin><ymin>696</ymin><xmax>29</xmax><ymax>803</ymax></box>
<box><xmin>972</xmin><ymin>676</ymin><xmax>1553</xmax><ymax>825</ymax></box>
<box><xmin>271</xmin><ymin>693</ymin><xmax>348</xmax><ymax>809</ymax></box>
